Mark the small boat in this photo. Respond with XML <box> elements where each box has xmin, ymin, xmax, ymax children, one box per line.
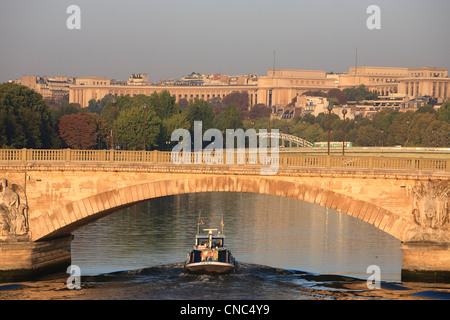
<box><xmin>184</xmin><ymin>217</ymin><xmax>236</xmax><ymax>274</ymax></box>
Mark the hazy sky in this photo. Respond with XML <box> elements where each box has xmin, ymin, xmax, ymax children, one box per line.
<box><xmin>1</xmin><ymin>0</ymin><xmax>449</xmax><ymax>83</ymax></box>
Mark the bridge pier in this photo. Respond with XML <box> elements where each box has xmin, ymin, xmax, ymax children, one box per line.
<box><xmin>0</xmin><ymin>235</ymin><xmax>72</xmax><ymax>282</ymax></box>
<box><xmin>401</xmin><ymin>241</ymin><xmax>450</xmax><ymax>282</ymax></box>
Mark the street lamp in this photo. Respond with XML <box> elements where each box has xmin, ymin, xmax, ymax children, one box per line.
<box><xmin>327</xmin><ymin>105</ymin><xmax>333</xmax><ymax>155</ymax></box>
<box><xmin>342</xmin><ymin>108</ymin><xmax>347</xmax><ymax>155</ymax></box>
<box><xmin>142</xmin><ymin>103</ymin><xmax>147</xmax><ymax>151</ymax></box>
<box><xmin>111</xmin><ymin>98</ymin><xmax>116</xmax><ymax>150</ymax></box>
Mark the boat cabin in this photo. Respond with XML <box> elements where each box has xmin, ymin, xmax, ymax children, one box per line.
<box><xmin>195</xmin><ymin>235</ymin><xmax>224</xmax><ymax>249</ymax></box>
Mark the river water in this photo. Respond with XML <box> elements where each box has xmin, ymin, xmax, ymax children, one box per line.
<box><xmin>68</xmin><ymin>192</ymin><xmax>409</xmax><ymax>300</ymax></box>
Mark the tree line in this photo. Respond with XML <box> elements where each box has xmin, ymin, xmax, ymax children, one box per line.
<box><xmin>0</xmin><ymin>82</ymin><xmax>449</xmax><ymax>150</ymax></box>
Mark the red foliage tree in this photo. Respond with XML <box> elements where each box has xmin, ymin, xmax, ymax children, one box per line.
<box><xmin>327</xmin><ymin>89</ymin><xmax>347</xmax><ymax>105</ymax></box>
<box><xmin>58</xmin><ymin>112</ymin><xmax>100</xmax><ymax>149</ymax></box>
<box><xmin>222</xmin><ymin>91</ymin><xmax>249</xmax><ymax>111</ymax></box>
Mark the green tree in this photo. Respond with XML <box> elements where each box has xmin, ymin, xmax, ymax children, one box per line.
<box><xmin>100</xmin><ymin>95</ymin><xmax>133</xmax><ymax>128</ymax></box>
<box><xmin>301</xmin><ymin>113</ymin><xmax>316</xmax><ymax>125</ymax></box>
<box><xmin>437</xmin><ymin>101</ymin><xmax>450</xmax><ymax>123</ymax></box>
<box><xmin>216</xmin><ymin>103</ymin><xmax>243</xmax><ymax>131</ymax></box>
<box><xmin>315</xmin><ymin>112</ymin><xmax>340</xmax><ymax>131</ymax></box>
<box><xmin>386</xmin><ymin>111</ymin><xmax>415</xmax><ymax>146</ymax></box>
<box><xmin>355</xmin><ymin>124</ymin><xmax>383</xmax><ymax>146</ymax></box>
<box><xmin>371</xmin><ymin>108</ymin><xmax>399</xmax><ymax>132</ymax></box>
<box><xmin>0</xmin><ymin>83</ymin><xmax>58</xmax><ymax>149</ymax></box>
<box><xmin>302</xmin><ymin>123</ymin><xmax>326</xmax><ymax>142</ymax></box>
<box><xmin>147</xmin><ymin>91</ymin><xmax>179</xmax><ymax>120</ymax></box>
<box><xmin>161</xmin><ymin>113</ymin><xmax>191</xmax><ymax>149</ymax></box>
<box><xmin>343</xmin><ymin>85</ymin><xmax>378</xmax><ymax>102</ymax></box>
<box><xmin>420</xmin><ymin>120</ymin><xmax>449</xmax><ymax>147</ymax></box>
<box><xmin>185</xmin><ymin>98</ymin><xmax>216</xmax><ymax>132</ymax></box>
<box><xmin>50</xmin><ymin>100</ymin><xmax>81</xmax><ymax>127</ymax></box>
<box><xmin>416</xmin><ymin>104</ymin><xmax>437</xmax><ymax>115</ymax></box>
<box><xmin>408</xmin><ymin>112</ymin><xmax>441</xmax><ymax>147</ymax></box>
<box><xmin>115</xmin><ymin>106</ymin><xmax>161</xmax><ymax>150</ymax></box>
<box><xmin>327</xmin><ymin>97</ymin><xmax>339</xmax><ymax>106</ymax></box>
<box><xmin>86</xmin><ymin>94</ymin><xmax>114</xmax><ymax>114</ymax></box>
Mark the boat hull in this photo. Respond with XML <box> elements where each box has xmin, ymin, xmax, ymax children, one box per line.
<box><xmin>184</xmin><ymin>261</ymin><xmax>235</xmax><ymax>274</ymax></box>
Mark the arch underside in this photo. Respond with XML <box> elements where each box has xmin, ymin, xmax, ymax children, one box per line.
<box><xmin>30</xmin><ymin>176</ymin><xmax>411</xmax><ymax>242</ymax></box>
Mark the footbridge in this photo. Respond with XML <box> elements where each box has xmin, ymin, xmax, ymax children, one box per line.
<box><xmin>257</xmin><ymin>132</ymin><xmax>314</xmax><ymax>148</ymax></box>
<box><xmin>0</xmin><ymin>148</ymin><xmax>449</xmax><ymax>281</ymax></box>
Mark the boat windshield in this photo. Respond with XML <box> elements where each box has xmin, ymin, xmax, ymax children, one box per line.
<box><xmin>196</xmin><ymin>237</ymin><xmax>208</xmax><ymax>247</ymax></box>
<box><xmin>196</xmin><ymin>236</ymin><xmax>224</xmax><ymax>247</ymax></box>
<box><xmin>212</xmin><ymin>237</ymin><xmax>224</xmax><ymax>247</ymax></box>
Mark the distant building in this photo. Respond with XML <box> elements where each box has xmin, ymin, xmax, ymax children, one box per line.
<box><xmin>127</xmin><ymin>73</ymin><xmax>149</xmax><ymax>85</ymax></box>
<box><xmin>271</xmin><ymin>95</ymin><xmax>330</xmax><ymax>120</ymax></box>
<box><xmin>11</xmin><ymin>66</ymin><xmax>450</xmax><ymax>111</ymax></box>
<box><xmin>10</xmin><ymin>75</ymin><xmax>75</xmax><ymax>102</ymax></box>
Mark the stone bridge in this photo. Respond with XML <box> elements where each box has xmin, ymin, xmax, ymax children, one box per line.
<box><xmin>0</xmin><ymin>148</ymin><xmax>449</xmax><ymax>282</ymax></box>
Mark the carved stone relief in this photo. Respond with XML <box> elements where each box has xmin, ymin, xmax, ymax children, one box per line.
<box><xmin>0</xmin><ymin>178</ymin><xmax>29</xmax><ymax>237</ymax></box>
<box><xmin>410</xmin><ymin>181</ymin><xmax>449</xmax><ymax>241</ymax></box>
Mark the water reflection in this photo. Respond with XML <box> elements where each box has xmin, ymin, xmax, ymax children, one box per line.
<box><xmin>71</xmin><ymin>192</ymin><xmax>402</xmax><ymax>281</ymax></box>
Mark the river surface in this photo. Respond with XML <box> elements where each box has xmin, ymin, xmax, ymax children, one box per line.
<box><xmin>72</xmin><ymin>192</ymin><xmax>403</xmax><ymax>282</ymax></box>
<box><xmin>2</xmin><ymin>192</ymin><xmax>450</xmax><ymax>302</ymax></box>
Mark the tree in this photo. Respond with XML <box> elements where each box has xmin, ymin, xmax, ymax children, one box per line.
<box><xmin>327</xmin><ymin>89</ymin><xmax>347</xmax><ymax>105</ymax></box>
<box><xmin>420</xmin><ymin>120</ymin><xmax>449</xmax><ymax>147</ymax></box>
<box><xmin>355</xmin><ymin>124</ymin><xmax>383</xmax><ymax>146</ymax></box>
<box><xmin>161</xmin><ymin>113</ymin><xmax>191</xmax><ymax>149</ymax></box>
<box><xmin>178</xmin><ymin>98</ymin><xmax>189</xmax><ymax>111</ymax></box>
<box><xmin>146</xmin><ymin>91</ymin><xmax>179</xmax><ymax>120</ymax></box>
<box><xmin>386</xmin><ymin>111</ymin><xmax>414</xmax><ymax>146</ymax></box>
<box><xmin>302</xmin><ymin>123</ymin><xmax>326</xmax><ymax>142</ymax></box>
<box><xmin>315</xmin><ymin>112</ymin><xmax>340</xmax><ymax>131</ymax></box>
<box><xmin>115</xmin><ymin>106</ymin><xmax>161</xmax><ymax>150</ymax></box>
<box><xmin>408</xmin><ymin>112</ymin><xmax>441</xmax><ymax>147</ymax></box>
<box><xmin>343</xmin><ymin>85</ymin><xmax>378</xmax><ymax>102</ymax></box>
<box><xmin>301</xmin><ymin>90</ymin><xmax>326</xmax><ymax>97</ymax></box>
<box><xmin>86</xmin><ymin>94</ymin><xmax>114</xmax><ymax>114</ymax></box>
<box><xmin>371</xmin><ymin>108</ymin><xmax>399</xmax><ymax>132</ymax></box>
<box><xmin>301</xmin><ymin>113</ymin><xmax>316</xmax><ymax>125</ymax></box>
<box><xmin>248</xmin><ymin>104</ymin><xmax>271</xmax><ymax>120</ymax></box>
<box><xmin>50</xmin><ymin>100</ymin><xmax>81</xmax><ymax>127</ymax></box>
<box><xmin>216</xmin><ymin>103</ymin><xmax>243</xmax><ymax>131</ymax></box>
<box><xmin>437</xmin><ymin>101</ymin><xmax>450</xmax><ymax>123</ymax></box>
<box><xmin>416</xmin><ymin>104</ymin><xmax>437</xmax><ymax>115</ymax></box>
<box><xmin>57</xmin><ymin>112</ymin><xmax>101</xmax><ymax>149</ymax></box>
<box><xmin>0</xmin><ymin>83</ymin><xmax>58</xmax><ymax>149</ymax></box>
<box><xmin>100</xmin><ymin>95</ymin><xmax>133</xmax><ymax>129</ymax></box>
<box><xmin>185</xmin><ymin>98</ymin><xmax>216</xmax><ymax>132</ymax></box>
<box><xmin>222</xmin><ymin>91</ymin><xmax>249</xmax><ymax>112</ymax></box>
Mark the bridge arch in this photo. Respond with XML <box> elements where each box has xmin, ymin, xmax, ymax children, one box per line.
<box><xmin>31</xmin><ymin>176</ymin><xmax>410</xmax><ymax>242</ymax></box>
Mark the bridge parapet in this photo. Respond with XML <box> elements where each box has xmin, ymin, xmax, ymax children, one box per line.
<box><xmin>1</xmin><ymin>149</ymin><xmax>449</xmax><ymax>173</ymax></box>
